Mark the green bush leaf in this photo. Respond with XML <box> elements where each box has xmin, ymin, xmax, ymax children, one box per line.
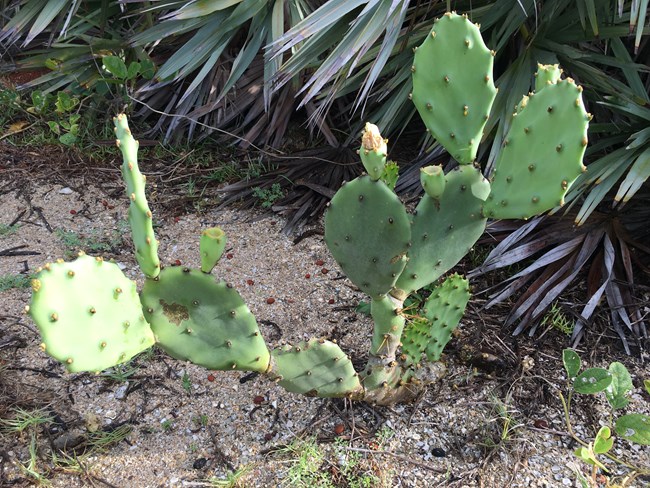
<box><xmin>615</xmin><ymin>414</ymin><xmax>650</xmax><ymax>445</ymax></box>
<box><xmin>103</xmin><ymin>56</ymin><xmax>128</xmax><ymax>79</ymax></box>
<box><xmin>573</xmin><ymin>446</ymin><xmax>595</xmax><ymax>465</ymax></box>
<box><xmin>573</xmin><ymin>368</ymin><xmax>612</xmax><ymax>394</ymax></box>
<box><xmin>47</xmin><ymin>121</ymin><xmax>60</xmax><ymax>135</ymax></box>
<box><xmin>140</xmin><ymin>59</ymin><xmax>156</xmax><ymax>80</ymax></box>
<box><xmin>644</xmin><ymin>379</ymin><xmax>650</xmax><ymax>395</ymax></box>
<box><xmin>59</xmin><ymin>132</ymin><xmax>77</xmax><ymax>146</ymax></box>
<box><xmin>593</xmin><ymin>426</ymin><xmax>613</xmax><ymax>454</ymax></box>
<box><xmin>606</xmin><ymin>362</ymin><xmax>633</xmax><ymax>409</ymax></box>
<box><xmin>562</xmin><ymin>349</ymin><xmax>581</xmax><ymax>379</ymax></box>
<box><xmin>55</xmin><ymin>91</ymin><xmax>78</xmax><ymax>113</ymax></box>
<box><xmin>126</xmin><ymin>62</ymin><xmax>141</xmax><ymax>80</ymax></box>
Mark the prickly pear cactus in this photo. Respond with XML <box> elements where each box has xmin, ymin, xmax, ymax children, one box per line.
<box><xmin>401</xmin><ymin>274</ymin><xmax>470</xmax><ymax>364</ymax></box>
<box><xmin>411</xmin><ymin>12</ymin><xmax>497</xmax><ymax>164</ymax></box>
<box><xmin>270</xmin><ymin>339</ymin><xmax>363</xmax><ymax>398</ymax></box>
<box><xmin>324</xmin><ymin>174</ymin><xmax>410</xmax><ymax>299</ymax></box>
<box><xmin>483</xmin><ymin>77</ymin><xmax>589</xmax><ymax>219</ymax></box>
<box><xmin>28</xmin><ymin>254</ymin><xmax>155</xmax><ymax>372</ymax></box>
<box><xmin>114</xmin><ymin>114</ymin><xmax>160</xmax><ymax>278</ymax></box>
<box><xmin>28</xmin><ymin>10</ymin><xmax>590</xmax><ymax>407</ymax></box>
<box><xmin>141</xmin><ymin>267</ymin><xmax>270</xmax><ymax>373</ymax></box>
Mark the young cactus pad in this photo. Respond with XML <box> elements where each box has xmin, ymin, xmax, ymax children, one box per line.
<box><xmin>141</xmin><ymin>267</ymin><xmax>270</xmax><ymax>373</ymax></box>
<box><xmin>114</xmin><ymin>114</ymin><xmax>160</xmax><ymax>278</ymax></box>
<box><xmin>270</xmin><ymin>339</ymin><xmax>362</xmax><ymax>398</ymax></box>
<box><xmin>200</xmin><ymin>227</ymin><xmax>227</xmax><ymax>273</ymax></box>
<box><xmin>28</xmin><ymin>254</ymin><xmax>155</xmax><ymax>373</ymax></box>
<box><xmin>359</xmin><ymin>123</ymin><xmax>387</xmax><ymax>180</ymax></box>
<box><xmin>484</xmin><ymin>77</ymin><xmax>589</xmax><ymax>219</ymax></box>
<box><xmin>401</xmin><ymin>274</ymin><xmax>470</xmax><ymax>364</ymax></box>
<box><xmin>411</xmin><ymin>12</ymin><xmax>497</xmax><ymax>164</ymax></box>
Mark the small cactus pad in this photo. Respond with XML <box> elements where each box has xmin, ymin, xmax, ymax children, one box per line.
<box><xmin>484</xmin><ymin>78</ymin><xmax>589</xmax><ymax>219</ymax></box>
<box><xmin>535</xmin><ymin>63</ymin><xmax>562</xmax><ymax>91</ymax></box>
<box><xmin>271</xmin><ymin>339</ymin><xmax>363</xmax><ymax>398</ymax></box>
<box><xmin>395</xmin><ymin>165</ymin><xmax>488</xmax><ymax>295</ymax></box>
<box><xmin>402</xmin><ymin>274</ymin><xmax>469</xmax><ymax>364</ymax></box>
<box><xmin>411</xmin><ymin>12</ymin><xmax>497</xmax><ymax>164</ymax></box>
<box><xmin>200</xmin><ymin>227</ymin><xmax>227</xmax><ymax>273</ymax></box>
<box><xmin>141</xmin><ymin>267</ymin><xmax>270</xmax><ymax>372</ymax></box>
<box><xmin>420</xmin><ymin>165</ymin><xmax>446</xmax><ymax>199</ymax></box>
<box><xmin>359</xmin><ymin>123</ymin><xmax>387</xmax><ymax>180</ymax></box>
<box><xmin>114</xmin><ymin>114</ymin><xmax>160</xmax><ymax>278</ymax></box>
<box><xmin>29</xmin><ymin>255</ymin><xmax>155</xmax><ymax>373</ymax></box>
<box><xmin>325</xmin><ymin>176</ymin><xmax>410</xmax><ymax>299</ymax></box>
<box><xmin>370</xmin><ymin>295</ymin><xmax>405</xmax><ymax>356</ymax></box>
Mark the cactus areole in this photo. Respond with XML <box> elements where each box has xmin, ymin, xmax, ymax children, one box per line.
<box><xmin>28</xmin><ymin>13</ymin><xmax>587</xmax><ymax>406</ymax></box>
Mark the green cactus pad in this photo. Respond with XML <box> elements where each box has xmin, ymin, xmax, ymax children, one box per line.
<box><xmin>359</xmin><ymin>123</ymin><xmax>387</xmax><ymax>180</ymax></box>
<box><xmin>361</xmin><ymin>362</ymin><xmax>403</xmax><ymax>391</ymax></box>
<box><xmin>411</xmin><ymin>12</ymin><xmax>497</xmax><ymax>164</ymax></box>
<box><xmin>369</xmin><ymin>295</ymin><xmax>405</xmax><ymax>356</ymax></box>
<box><xmin>141</xmin><ymin>267</ymin><xmax>270</xmax><ymax>373</ymax></box>
<box><xmin>324</xmin><ymin>176</ymin><xmax>410</xmax><ymax>299</ymax></box>
<box><xmin>535</xmin><ymin>63</ymin><xmax>562</xmax><ymax>91</ymax></box>
<box><xmin>200</xmin><ymin>227</ymin><xmax>227</xmax><ymax>273</ymax></box>
<box><xmin>114</xmin><ymin>114</ymin><xmax>160</xmax><ymax>278</ymax></box>
<box><xmin>271</xmin><ymin>339</ymin><xmax>362</xmax><ymax>398</ymax></box>
<box><xmin>395</xmin><ymin>165</ymin><xmax>488</xmax><ymax>295</ymax></box>
<box><xmin>29</xmin><ymin>254</ymin><xmax>155</xmax><ymax>373</ymax></box>
<box><xmin>420</xmin><ymin>165</ymin><xmax>446</xmax><ymax>199</ymax></box>
<box><xmin>484</xmin><ymin>78</ymin><xmax>589</xmax><ymax>220</ymax></box>
<box><xmin>402</xmin><ymin>274</ymin><xmax>470</xmax><ymax>364</ymax></box>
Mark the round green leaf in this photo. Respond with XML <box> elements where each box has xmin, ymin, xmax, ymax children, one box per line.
<box><xmin>615</xmin><ymin>414</ymin><xmax>650</xmax><ymax>445</ymax></box>
<box><xmin>573</xmin><ymin>367</ymin><xmax>612</xmax><ymax>394</ymax></box>
<box><xmin>562</xmin><ymin>349</ymin><xmax>581</xmax><ymax>379</ymax></box>
<box><xmin>593</xmin><ymin>426</ymin><xmax>613</xmax><ymax>454</ymax></box>
<box><xmin>103</xmin><ymin>55</ymin><xmax>128</xmax><ymax>79</ymax></box>
<box><xmin>606</xmin><ymin>362</ymin><xmax>633</xmax><ymax>410</ymax></box>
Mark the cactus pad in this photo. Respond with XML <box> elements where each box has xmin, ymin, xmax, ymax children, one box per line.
<box><xmin>200</xmin><ymin>227</ymin><xmax>227</xmax><ymax>273</ymax></box>
<box><xmin>484</xmin><ymin>78</ymin><xmax>589</xmax><ymax>219</ymax></box>
<box><xmin>114</xmin><ymin>114</ymin><xmax>160</xmax><ymax>278</ymax></box>
<box><xmin>359</xmin><ymin>123</ymin><xmax>387</xmax><ymax>180</ymax></box>
<box><xmin>402</xmin><ymin>274</ymin><xmax>470</xmax><ymax>364</ymax></box>
<box><xmin>271</xmin><ymin>339</ymin><xmax>362</xmax><ymax>397</ymax></box>
<box><xmin>141</xmin><ymin>267</ymin><xmax>270</xmax><ymax>372</ymax></box>
<box><xmin>325</xmin><ymin>176</ymin><xmax>410</xmax><ymax>299</ymax></box>
<box><xmin>395</xmin><ymin>165</ymin><xmax>488</xmax><ymax>295</ymax></box>
<box><xmin>28</xmin><ymin>254</ymin><xmax>155</xmax><ymax>373</ymax></box>
<box><xmin>411</xmin><ymin>12</ymin><xmax>497</xmax><ymax>164</ymax></box>
<box><xmin>370</xmin><ymin>295</ymin><xmax>405</xmax><ymax>356</ymax></box>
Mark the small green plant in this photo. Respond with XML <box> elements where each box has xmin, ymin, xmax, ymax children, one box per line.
<box><xmin>0</xmin><ymin>407</ymin><xmax>53</xmax><ymax>433</ymax></box>
<box><xmin>0</xmin><ymin>223</ymin><xmax>20</xmax><ymax>237</ymax></box>
<box><xmin>161</xmin><ymin>419</ymin><xmax>173</xmax><ymax>432</ymax></box>
<box><xmin>55</xmin><ymin>228</ymin><xmax>124</xmax><ymax>259</ymax></box>
<box><xmin>182</xmin><ymin>372</ymin><xmax>192</xmax><ymax>393</ymax></box>
<box><xmin>278</xmin><ymin>437</ymin><xmax>330</xmax><ymax>487</ymax></box>
<box><xmin>85</xmin><ymin>425</ymin><xmax>132</xmax><ymax>452</ymax></box>
<box><xmin>28</xmin><ymin>90</ymin><xmax>81</xmax><ymax>145</ymax></box>
<box><xmin>192</xmin><ymin>414</ymin><xmax>209</xmax><ymax>428</ymax></box>
<box><xmin>478</xmin><ymin>393</ymin><xmax>523</xmax><ymax>452</ymax></box>
<box><xmin>252</xmin><ymin>183</ymin><xmax>285</xmax><ymax>208</ymax></box>
<box><xmin>0</xmin><ymin>273</ymin><xmax>34</xmax><ymax>292</ymax></box>
<box><xmin>541</xmin><ymin>302</ymin><xmax>574</xmax><ymax>336</ymax></box>
<box><xmin>560</xmin><ymin>349</ymin><xmax>650</xmax><ymax>485</ymax></box>
<box><xmin>208</xmin><ymin>464</ymin><xmax>252</xmax><ymax>487</ymax></box>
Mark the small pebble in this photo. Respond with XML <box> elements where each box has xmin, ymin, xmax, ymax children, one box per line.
<box><xmin>431</xmin><ymin>447</ymin><xmax>446</xmax><ymax>457</ymax></box>
<box><xmin>266</xmin><ymin>297</ymin><xmax>275</xmax><ymax>304</ymax></box>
